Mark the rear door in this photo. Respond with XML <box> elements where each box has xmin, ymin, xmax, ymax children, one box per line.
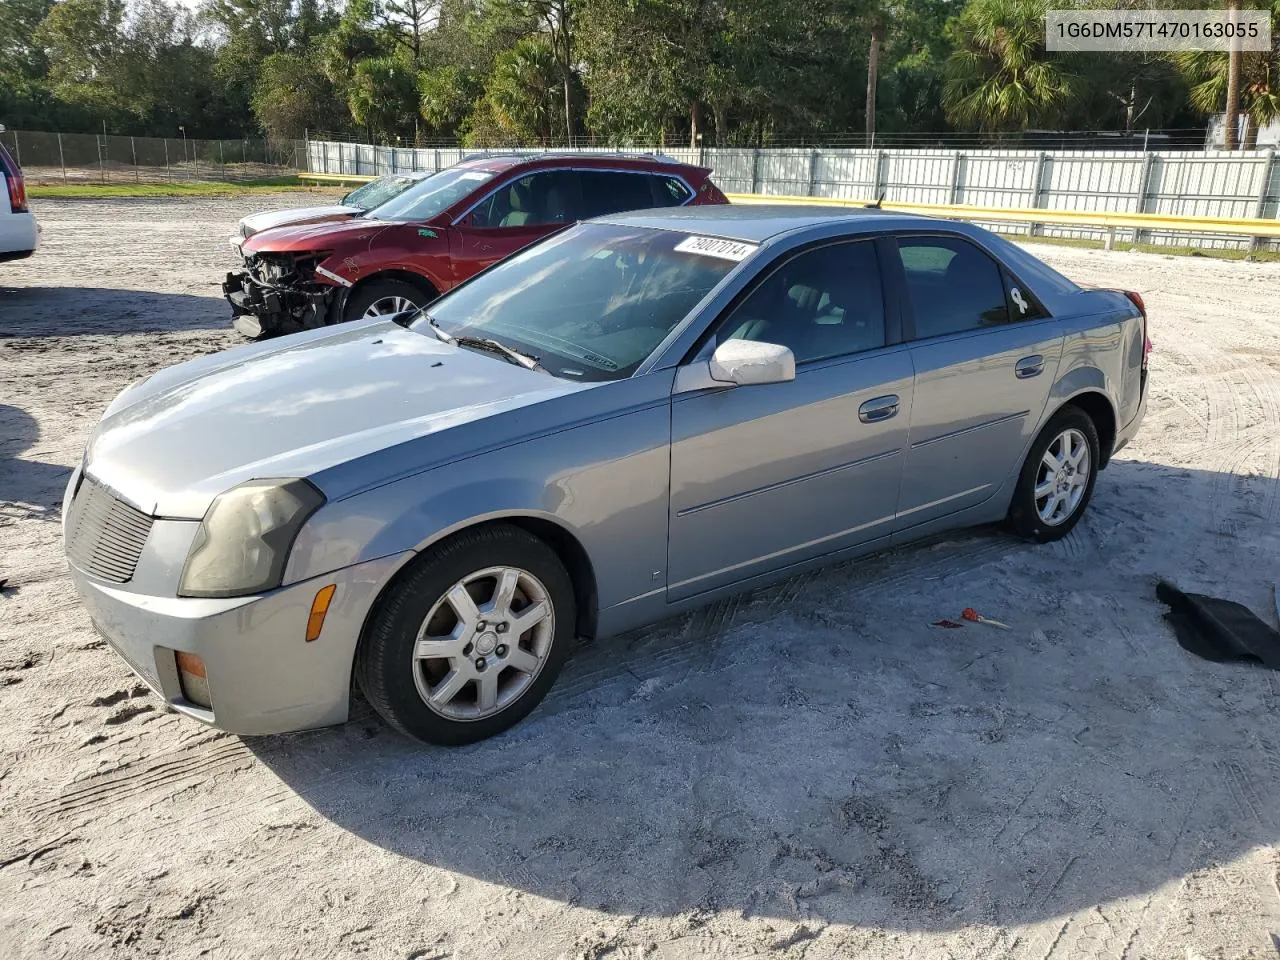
<box><xmin>578</xmin><ymin>170</ymin><xmax>691</xmax><ymax>217</ymax></box>
<box><xmin>891</xmin><ymin>233</ymin><xmax>1064</xmax><ymax>528</ymax></box>
<box><xmin>667</xmin><ymin>237</ymin><xmax>912</xmax><ymax>600</ymax></box>
<box><xmin>448</xmin><ymin>169</ymin><xmax>582</xmax><ymax>282</ymax></box>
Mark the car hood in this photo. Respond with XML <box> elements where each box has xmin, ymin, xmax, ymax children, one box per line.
<box><xmin>241</xmin><ymin>216</ymin><xmax>398</xmax><ymax>255</ymax></box>
<box><xmin>240</xmin><ymin>205</ymin><xmax>361</xmax><ymax>237</ymax></box>
<box><xmin>84</xmin><ymin>321</ymin><xmax>588</xmax><ymax>519</ymax></box>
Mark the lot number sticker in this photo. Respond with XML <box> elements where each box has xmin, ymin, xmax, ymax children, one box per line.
<box><xmin>674</xmin><ymin>235</ymin><xmax>758</xmax><ymax>262</ymax></box>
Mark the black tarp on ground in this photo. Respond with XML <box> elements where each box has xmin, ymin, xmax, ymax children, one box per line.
<box><xmin>1157</xmin><ymin>580</ymin><xmax>1280</xmax><ymax>668</ymax></box>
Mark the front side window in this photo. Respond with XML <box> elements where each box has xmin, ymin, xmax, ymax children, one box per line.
<box><xmin>364</xmin><ymin>166</ymin><xmax>497</xmax><ymax>222</ymax></box>
<box><xmin>896</xmin><ymin>236</ymin><xmax>1010</xmax><ymax>338</ymax></box>
<box><xmin>717</xmin><ymin>241</ymin><xmax>886</xmax><ymax>364</ymax></box>
<box><xmin>413</xmin><ymin>223</ymin><xmax>738</xmax><ymax>381</ymax></box>
<box><xmin>466</xmin><ymin>171</ymin><xmax>580</xmax><ymax>229</ymax></box>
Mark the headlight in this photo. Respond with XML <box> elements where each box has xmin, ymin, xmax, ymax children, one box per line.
<box><xmin>178</xmin><ymin>479</ymin><xmax>325</xmax><ymax>598</ymax></box>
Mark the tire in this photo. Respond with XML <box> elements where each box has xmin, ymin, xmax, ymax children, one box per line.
<box><xmin>342</xmin><ymin>279</ymin><xmax>432</xmax><ymax>324</ymax></box>
<box><xmin>1007</xmin><ymin>405</ymin><xmax>1101</xmax><ymax>543</ymax></box>
<box><xmin>355</xmin><ymin>523</ymin><xmax>576</xmax><ymax>746</ymax></box>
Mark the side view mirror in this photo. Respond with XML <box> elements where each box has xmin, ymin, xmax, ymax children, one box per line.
<box><xmin>709</xmin><ymin>339</ymin><xmax>796</xmax><ymax>386</ymax></box>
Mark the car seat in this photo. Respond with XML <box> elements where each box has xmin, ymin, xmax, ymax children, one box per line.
<box><xmin>541</xmin><ymin>182</ymin><xmax>570</xmax><ymax>224</ymax></box>
<box><xmin>499</xmin><ymin>182</ymin><xmax>532</xmax><ymax>227</ymax></box>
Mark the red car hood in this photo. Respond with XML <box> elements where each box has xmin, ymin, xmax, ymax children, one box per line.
<box><xmin>241</xmin><ymin>216</ymin><xmax>398</xmax><ymax>255</ymax></box>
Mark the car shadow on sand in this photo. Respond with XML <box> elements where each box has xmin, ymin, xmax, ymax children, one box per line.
<box><xmin>0</xmin><ymin>404</ymin><xmax>72</xmax><ymax>523</ymax></box>
<box><xmin>249</xmin><ymin>454</ymin><xmax>1280</xmax><ymax>931</ymax></box>
<box><xmin>0</xmin><ymin>285</ymin><xmax>238</xmax><ymax>337</ymax></box>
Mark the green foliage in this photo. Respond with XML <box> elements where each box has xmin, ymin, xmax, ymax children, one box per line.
<box><xmin>0</xmin><ymin>0</ymin><xmax>1258</xmax><ymax>146</ymax></box>
<box><xmin>251</xmin><ymin>51</ymin><xmax>342</xmax><ymax>138</ymax></box>
<box><xmin>348</xmin><ymin>54</ymin><xmax>421</xmax><ymax>141</ymax></box>
<box><xmin>943</xmin><ymin>0</ymin><xmax>1074</xmax><ymax>133</ymax></box>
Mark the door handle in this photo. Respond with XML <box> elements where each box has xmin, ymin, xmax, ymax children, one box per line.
<box><xmin>1015</xmin><ymin>355</ymin><xmax>1044</xmax><ymax>379</ymax></box>
<box><xmin>859</xmin><ymin>395</ymin><xmax>900</xmax><ymax>423</ymax></box>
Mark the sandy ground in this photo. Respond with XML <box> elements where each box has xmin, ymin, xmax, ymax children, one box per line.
<box><xmin>3</xmin><ymin>197</ymin><xmax>1280</xmax><ymax>960</ymax></box>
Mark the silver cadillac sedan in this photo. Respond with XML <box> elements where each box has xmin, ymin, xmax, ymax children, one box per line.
<box><xmin>64</xmin><ymin>206</ymin><xmax>1149</xmax><ymax>745</ymax></box>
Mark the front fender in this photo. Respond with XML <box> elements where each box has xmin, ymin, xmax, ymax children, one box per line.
<box><xmin>283</xmin><ymin>377</ymin><xmax>675</xmax><ymax>612</ymax></box>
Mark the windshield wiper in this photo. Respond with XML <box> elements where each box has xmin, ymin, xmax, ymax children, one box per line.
<box><xmin>427</xmin><ymin>316</ymin><xmax>544</xmax><ymax>371</ymax></box>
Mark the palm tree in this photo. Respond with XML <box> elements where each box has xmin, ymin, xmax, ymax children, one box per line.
<box><xmin>1225</xmin><ymin>0</ymin><xmax>1242</xmax><ymax>149</ymax></box>
<box><xmin>866</xmin><ymin>6</ymin><xmax>883</xmax><ymax>146</ymax></box>
<box><xmin>943</xmin><ymin>0</ymin><xmax>1073</xmax><ymax>134</ymax></box>
<box><xmin>1177</xmin><ymin>8</ymin><xmax>1280</xmax><ymax>152</ymax></box>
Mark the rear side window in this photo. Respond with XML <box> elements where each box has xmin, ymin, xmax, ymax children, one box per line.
<box><xmin>579</xmin><ymin>171</ymin><xmax>660</xmax><ymax>218</ymax></box>
<box><xmin>896</xmin><ymin>236</ymin><xmax>1009</xmax><ymax>338</ymax></box>
<box><xmin>652</xmin><ymin>175</ymin><xmax>692</xmax><ymax>206</ymax></box>
<box><xmin>1004</xmin><ymin>269</ymin><xmax>1048</xmax><ymax>320</ymax></box>
<box><xmin>717</xmin><ymin>240</ymin><xmax>886</xmax><ymax>364</ymax></box>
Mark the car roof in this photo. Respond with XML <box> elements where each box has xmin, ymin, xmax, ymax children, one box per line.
<box><xmin>452</xmin><ymin>152</ymin><xmax>705</xmax><ymax>174</ymax></box>
<box><xmin>596</xmin><ymin>204</ymin><xmax>934</xmax><ymax>243</ymax></box>
<box><xmin>595</xmin><ymin>203</ymin><xmax>1085</xmax><ymax>304</ymax></box>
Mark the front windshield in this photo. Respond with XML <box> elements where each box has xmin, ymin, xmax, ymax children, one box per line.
<box><xmin>365</xmin><ymin>166</ymin><xmax>497</xmax><ymax>222</ymax></box>
<box><xmin>346</xmin><ymin>174</ymin><xmax>430</xmax><ymax>211</ymax></box>
<box><xmin>410</xmin><ymin>223</ymin><xmax>744</xmax><ymax>382</ymax></box>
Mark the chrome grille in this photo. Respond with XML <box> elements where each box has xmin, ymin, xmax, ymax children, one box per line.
<box><xmin>65</xmin><ymin>476</ymin><xmax>153</xmax><ymax>583</ymax></box>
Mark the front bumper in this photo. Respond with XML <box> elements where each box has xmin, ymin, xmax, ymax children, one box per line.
<box><xmin>70</xmin><ymin>549</ymin><xmax>412</xmax><ymax>737</ymax></box>
<box><xmin>222</xmin><ymin>268</ymin><xmax>337</xmax><ymax>339</ymax></box>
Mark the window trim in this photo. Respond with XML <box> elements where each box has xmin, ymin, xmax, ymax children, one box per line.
<box><xmin>886</xmin><ymin>231</ymin><xmax>1053</xmax><ymax>343</ymax></box>
<box><xmin>681</xmin><ymin>235</ymin><xmax>902</xmax><ymax>368</ymax></box>
<box><xmin>450</xmin><ymin>166</ymin><xmax>698</xmax><ymax>229</ymax></box>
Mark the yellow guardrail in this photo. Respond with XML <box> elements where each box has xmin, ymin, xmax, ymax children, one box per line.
<box><xmin>299</xmin><ymin>172</ymin><xmax>376</xmax><ymax>186</ymax></box>
<box><xmin>297</xmin><ymin>172</ymin><xmax>1280</xmax><ymax>244</ymax></box>
<box><xmin>725</xmin><ymin>192</ymin><xmax>1280</xmax><ymax>244</ymax></box>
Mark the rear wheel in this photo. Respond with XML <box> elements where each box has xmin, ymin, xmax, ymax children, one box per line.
<box><xmin>342</xmin><ymin>279</ymin><xmax>432</xmax><ymax>323</ymax></box>
<box><xmin>1007</xmin><ymin>406</ymin><xmax>1100</xmax><ymax>542</ymax></box>
<box><xmin>355</xmin><ymin>524</ymin><xmax>576</xmax><ymax>745</ymax></box>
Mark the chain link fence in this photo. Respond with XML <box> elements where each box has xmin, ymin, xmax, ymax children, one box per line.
<box><xmin>3</xmin><ymin>130</ymin><xmax>305</xmax><ymax>184</ymax></box>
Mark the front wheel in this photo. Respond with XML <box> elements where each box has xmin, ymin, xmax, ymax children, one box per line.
<box><xmin>1007</xmin><ymin>406</ymin><xmax>1100</xmax><ymax>543</ymax></box>
<box><xmin>342</xmin><ymin>279</ymin><xmax>431</xmax><ymax>324</ymax></box>
<box><xmin>355</xmin><ymin>524</ymin><xmax>576</xmax><ymax>745</ymax></box>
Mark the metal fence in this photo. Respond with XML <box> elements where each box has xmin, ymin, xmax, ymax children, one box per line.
<box><xmin>305</xmin><ymin>139</ymin><xmax>1280</xmax><ymax>251</ymax></box>
<box><xmin>4</xmin><ymin>130</ymin><xmax>304</xmax><ymax>184</ymax></box>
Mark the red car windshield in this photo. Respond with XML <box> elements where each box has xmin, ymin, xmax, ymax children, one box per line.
<box><xmin>365</xmin><ymin>167</ymin><xmax>497</xmax><ymax>222</ymax></box>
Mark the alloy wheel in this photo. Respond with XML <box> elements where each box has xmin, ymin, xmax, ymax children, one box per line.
<box><xmin>362</xmin><ymin>295</ymin><xmax>418</xmax><ymax>319</ymax></box>
<box><xmin>1034</xmin><ymin>427</ymin><xmax>1091</xmax><ymax>526</ymax></box>
<box><xmin>411</xmin><ymin>566</ymin><xmax>555</xmax><ymax>721</ymax></box>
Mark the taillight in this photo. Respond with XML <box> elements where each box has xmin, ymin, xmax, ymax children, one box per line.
<box><xmin>3</xmin><ymin>169</ymin><xmax>27</xmax><ymax>214</ymax></box>
<box><xmin>1125</xmin><ymin>290</ymin><xmax>1151</xmax><ymax>369</ymax></box>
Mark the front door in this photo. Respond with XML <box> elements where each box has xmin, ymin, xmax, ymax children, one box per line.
<box><xmin>447</xmin><ymin>170</ymin><xmax>582</xmax><ymax>282</ymax></box>
<box><xmin>667</xmin><ymin>238</ymin><xmax>912</xmax><ymax>601</ymax></box>
<box><xmin>890</xmin><ymin>234</ymin><xmax>1064</xmax><ymax>528</ymax></box>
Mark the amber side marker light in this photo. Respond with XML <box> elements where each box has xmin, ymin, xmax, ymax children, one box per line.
<box><xmin>307</xmin><ymin>584</ymin><xmax>338</xmax><ymax>642</ymax></box>
<box><xmin>174</xmin><ymin>651</ymin><xmax>212</xmax><ymax>709</ymax></box>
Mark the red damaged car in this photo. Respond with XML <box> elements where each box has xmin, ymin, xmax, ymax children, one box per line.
<box><xmin>224</xmin><ymin>153</ymin><xmax>728</xmax><ymax>338</ymax></box>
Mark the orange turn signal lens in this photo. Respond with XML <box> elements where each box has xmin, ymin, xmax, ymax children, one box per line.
<box><xmin>174</xmin><ymin>650</ymin><xmax>212</xmax><ymax>708</ymax></box>
<box><xmin>306</xmin><ymin>584</ymin><xmax>337</xmax><ymax>642</ymax></box>
<box><xmin>174</xmin><ymin>650</ymin><xmax>207</xmax><ymax>678</ymax></box>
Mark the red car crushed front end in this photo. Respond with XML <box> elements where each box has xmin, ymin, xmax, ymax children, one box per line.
<box><xmin>222</xmin><ymin>153</ymin><xmax>728</xmax><ymax>339</ymax></box>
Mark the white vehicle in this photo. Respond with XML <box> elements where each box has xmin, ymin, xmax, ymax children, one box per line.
<box><xmin>0</xmin><ymin>138</ymin><xmax>38</xmax><ymax>262</ymax></box>
<box><xmin>229</xmin><ymin>171</ymin><xmax>435</xmax><ymax>253</ymax></box>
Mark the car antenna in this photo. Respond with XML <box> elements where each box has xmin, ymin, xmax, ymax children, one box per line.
<box><xmin>865</xmin><ymin>188</ymin><xmax>887</xmax><ymax>209</ymax></box>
